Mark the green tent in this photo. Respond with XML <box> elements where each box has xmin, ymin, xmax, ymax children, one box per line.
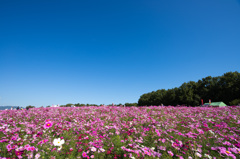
<box><xmin>204</xmin><ymin>102</ymin><xmax>227</xmax><ymax>107</ymax></box>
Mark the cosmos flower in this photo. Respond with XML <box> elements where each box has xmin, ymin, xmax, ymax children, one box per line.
<box><xmin>58</xmin><ymin>146</ymin><xmax>62</xmax><ymax>151</ymax></box>
<box><xmin>35</xmin><ymin>153</ymin><xmax>41</xmax><ymax>159</ymax></box>
<box><xmin>29</xmin><ymin>146</ymin><xmax>36</xmax><ymax>151</ymax></box>
<box><xmin>168</xmin><ymin>151</ymin><xmax>174</xmax><ymax>157</ymax></box>
<box><xmin>6</xmin><ymin>144</ymin><xmax>11</xmax><ymax>151</ymax></box>
<box><xmin>53</xmin><ymin>138</ymin><xmax>65</xmax><ymax>147</ymax></box>
<box><xmin>15</xmin><ymin>150</ymin><xmax>23</xmax><ymax>156</ymax></box>
<box><xmin>91</xmin><ymin>147</ymin><xmax>96</xmax><ymax>152</ymax></box>
<box><xmin>45</xmin><ymin>119</ymin><xmax>51</xmax><ymax>122</ymax></box>
<box><xmin>82</xmin><ymin>152</ymin><xmax>88</xmax><ymax>158</ymax></box>
<box><xmin>99</xmin><ymin>148</ymin><xmax>105</xmax><ymax>152</ymax></box>
<box><xmin>24</xmin><ymin>144</ymin><xmax>30</xmax><ymax>150</ymax></box>
<box><xmin>44</xmin><ymin>121</ymin><xmax>53</xmax><ymax>129</ymax></box>
<box><xmin>195</xmin><ymin>152</ymin><xmax>202</xmax><ymax>157</ymax></box>
<box><xmin>204</xmin><ymin>154</ymin><xmax>212</xmax><ymax>159</ymax></box>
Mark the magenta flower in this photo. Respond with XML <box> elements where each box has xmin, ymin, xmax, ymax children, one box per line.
<box><xmin>11</xmin><ymin>136</ymin><xmax>17</xmax><ymax>141</ymax></box>
<box><xmin>12</xmin><ymin>145</ymin><xmax>17</xmax><ymax>149</ymax></box>
<box><xmin>82</xmin><ymin>152</ymin><xmax>88</xmax><ymax>158</ymax></box>
<box><xmin>30</xmin><ymin>146</ymin><xmax>36</xmax><ymax>151</ymax></box>
<box><xmin>27</xmin><ymin>146</ymin><xmax>35</xmax><ymax>151</ymax></box>
<box><xmin>44</xmin><ymin>121</ymin><xmax>53</xmax><ymax>129</ymax></box>
<box><xmin>6</xmin><ymin>144</ymin><xmax>11</xmax><ymax>151</ymax></box>
<box><xmin>45</xmin><ymin>119</ymin><xmax>51</xmax><ymax>122</ymax></box>
<box><xmin>15</xmin><ymin>150</ymin><xmax>23</xmax><ymax>156</ymax></box>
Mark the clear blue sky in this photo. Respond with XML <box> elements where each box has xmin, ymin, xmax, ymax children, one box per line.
<box><xmin>0</xmin><ymin>0</ymin><xmax>240</xmax><ymax>107</ymax></box>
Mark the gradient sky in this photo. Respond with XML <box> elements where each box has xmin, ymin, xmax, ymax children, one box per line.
<box><xmin>0</xmin><ymin>0</ymin><xmax>240</xmax><ymax>107</ymax></box>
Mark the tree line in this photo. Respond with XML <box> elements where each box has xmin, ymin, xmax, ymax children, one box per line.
<box><xmin>138</xmin><ymin>71</ymin><xmax>240</xmax><ymax>106</ymax></box>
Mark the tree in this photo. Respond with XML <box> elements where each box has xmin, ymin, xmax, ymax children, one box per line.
<box><xmin>124</xmin><ymin>103</ymin><xmax>138</xmax><ymax>107</ymax></box>
<box><xmin>138</xmin><ymin>93</ymin><xmax>152</xmax><ymax>106</ymax></box>
<box><xmin>230</xmin><ymin>99</ymin><xmax>240</xmax><ymax>106</ymax></box>
<box><xmin>137</xmin><ymin>71</ymin><xmax>240</xmax><ymax>106</ymax></box>
<box><xmin>26</xmin><ymin>105</ymin><xmax>35</xmax><ymax>110</ymax></box>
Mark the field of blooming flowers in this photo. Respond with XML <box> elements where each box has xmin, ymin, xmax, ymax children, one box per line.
<box><xmin>0</xmin><ymin>106</ymin><xmax>240</xmax><ymax>159</ymax></box>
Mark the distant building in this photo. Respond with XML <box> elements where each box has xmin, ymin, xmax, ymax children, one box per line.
<box><xmin>204</xmin><ymin>102</ymin><xmax>227</xmax><ymax>107</ymax></box>
<box><xmin>51</xmin><ymin>104</ymin><xmax>59</xmax><ymax>107</ymax></box>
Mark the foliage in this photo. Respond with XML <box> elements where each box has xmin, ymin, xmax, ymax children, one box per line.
<box><xmin>138</xmin><ymin>71</ymin><xmax>240</xmax><ymax>106</ymax></box>
<box><xmin>124</xmin><ymin>103</ymin><xmax>138</xmax><ymax>107</ymax></box>
<box><xmin>230</xmin><ymin>99</ymin><xmax>240</xmax><ymax>106</ymax></box>
<box><xmin>26</xmin><ymin>105</ymin><xmax>35</xmax><ymax>110</ymax></box>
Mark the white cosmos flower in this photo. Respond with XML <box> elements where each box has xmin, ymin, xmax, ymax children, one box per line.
<box><xmin>57</xmin><ymin>146</ymin><xmax>62</xmax><ymax>151</ymax></box>
<box><xmin>91</xmin><ymin>147</ymin><xmax>96</xmax><ymax>152</ymax></box>
<box><xmin>53</xmin><ymin>138</ymin><xmax>65</xmax><ymax>146</ymax></box>
<box><xmin>99</xmin><ymin>148</ymin><xmax>105</xmax><ymax>152</ymax></box>
<box><xmin>204</xmin><ymin>154</ymin><xmax>212</xmax><ymax>159</ymax></box>
<box><xmin>209</xmin><ymin>130</ymin><xmax>215</xmax><ymax>134</ymax></box>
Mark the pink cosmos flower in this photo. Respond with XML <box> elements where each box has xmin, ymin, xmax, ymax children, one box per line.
<box><xmin>225</xmin><ymin>151</ymin><xmax>236</xmax><ymax>159</ymax></box>
<box><xmin>24</xmin><ymin>144</ymin><xmax>30</xmax><ymax>149</ymax></box>
<box><xmin>223</xmin><ymin>141</ymin><xmax>231</xmax><ymax>146</ymax></box>
<box><xmin>12</xmin><ymin>145</ymin><xmax>17</xmax><ymax>149</ymax></box>
<box><xmin>15</xmin><ymin>151</ymin><xmax>23</xmax><ymax>156</ymax></box>
<box><xmin>159</xmin><ymin>146</ymin><xmax>166</xmax><ymax>151</ymax></box>
<box><xmin>82</xmin><ymin>152</ymin><xmax>88</xmax><ymax>158</ymax></box>
<box><xmin>197</xmin><ymin>148</ymin><xmax>202</xmax><ymax>153</ymax></box>
<box><xmin>27</xmin><ymin>146</ymin><xmax>35</xmax><ymax>152</ymax></box>
<box><xmin>195</xmin><ymin>152</ymin><xmax>202</xmax><ymax>157</ymax></box>
<box><xmin>44</xmin><ymin>121</ymin><xmax>53</xmax><ymax>129</ymax></box>
<box><xmin>45</xmin><ymin>119</ymin><xmax>51</xmax><ymax>122</ymax></box>
<box><xmin>168</xmin><ymin>151</ymin><xmax>174</xmax><ymax>156</ymax></box>
<box><xmin>90</xmin><ymin>155</ymin><xmax>94</xmax><ymax>158</ymax></box>
<box><xmin>35</xmin><ymin>153</ymin><xmax>41</xmax><ymax>159</ymax></box>
<box><xmin>129</xmin><ymin>153</ymin><xmax>132</xmax><ymax>157</ymax></box>
<box><xmin>6</xmin><ymin>144</ymin><xmax>11</xmax><ymax>151</ymax></box>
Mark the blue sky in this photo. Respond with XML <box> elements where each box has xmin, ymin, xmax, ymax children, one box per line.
<box><xmin>0</xmin><ymin>0</ymin><xmax>240</xmax><ymax>107</ymax></box>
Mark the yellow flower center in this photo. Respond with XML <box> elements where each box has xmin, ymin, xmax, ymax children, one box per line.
<box><xmin>226</xmin><ymin>151</ymin><xmax>230</xmax><ymax>154</ymax></box>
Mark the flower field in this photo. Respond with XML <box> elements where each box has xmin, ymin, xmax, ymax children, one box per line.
<box><xmin>0</xmin><ymin>106</ymin><xmax>240</xmax><ymax>159</ymax></box>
